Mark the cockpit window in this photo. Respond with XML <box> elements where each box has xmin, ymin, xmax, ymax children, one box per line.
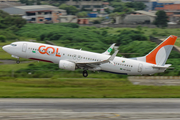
<box><xmin>11</xmin><ymin>44</ymin><xmax>17</xmax><ymax>46</ymax></box>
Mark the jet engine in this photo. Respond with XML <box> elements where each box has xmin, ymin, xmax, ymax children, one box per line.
<box><xmin>59</xmin><ymin>60</ymin><xmax>76</xmax><ymax>71</ymax></box>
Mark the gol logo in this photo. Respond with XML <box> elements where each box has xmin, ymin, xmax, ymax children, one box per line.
<box><xmin>38</xmin><ymin>45</ymin><xmax>61</xmax><ymax>57</ymax></box>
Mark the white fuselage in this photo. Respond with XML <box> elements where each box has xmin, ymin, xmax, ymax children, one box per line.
<box><xmin>3</xmin><ymin>41</ymin><xmax>163</xmax><ymax>75</ymax></box>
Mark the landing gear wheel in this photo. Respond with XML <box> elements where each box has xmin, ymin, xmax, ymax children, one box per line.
<box><xmin>83</xmin><ymin>70</ymin><xmax>88</xmax><ymax>77</ymax></box>
<box><xmin>16</xmin><ymin>60</ymin><xmax>20</xmax><ymax>64</ymax></box>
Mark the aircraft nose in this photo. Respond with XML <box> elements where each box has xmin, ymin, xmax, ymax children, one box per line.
<box><xmin>2</xmin><ymin>45</ymin><xmax>9</xmax><ymax>51</ymax></box>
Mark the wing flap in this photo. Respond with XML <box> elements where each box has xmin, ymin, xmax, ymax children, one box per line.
<box><xmin>76</xmin><ymin>50</ymin><xmax>119</xmax><ymax>65</ymax></box>
<box><xmin>76</xmin><ymin>50</ymin><xmax>119</xmax><ymax>69</ymax></box>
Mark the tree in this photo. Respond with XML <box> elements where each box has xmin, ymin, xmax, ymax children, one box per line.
<box><xmin>36</xmin><ymin>0</ymin><xmax>41</xmax><ymax>5</ymax></box>
<box><xmin>111</xmin><ymin>2</ymin><xmax>133</xmax><ymax>13</ymax></box>
<box><xmin>0</xmin><ymin>35</ymin><xmax>6</xmax><ymax>42</ymax></box>
<box><xmin>0</xmin><ymin>10</ymin><xmax>26</xmax><ymax>30</ymax></box>
<box><xmin>77</xmin><ymin>12</ymin><xmax>87</xmax><ymax>18</ymax></box>
<box><xmin>154</xmin><ymin>10</ymin><xmax>168</xmax><ymax>28</ymax></box>
<box><xmin>133</xmin><ymin>2</ymin><xmax>146</xmax><ymax>10</ymax></box>
<box><xmin>104</xmin><ymin>8</ymin><xmax>111</xmax><ymax>14</ymax></box>
<box><xmin>59</xmin><ymin>4</ymin><xmax>79</xmax><ymax>15</ymax></box>
<box><xmin>125</xmin><ymin>2</ymin><xmax>146</xmax><ymax>10</ymax></box>
<box><xmin>109</xmin><ymin>12</ymin><xmax>126</xmax><ymax>24</ymax></box>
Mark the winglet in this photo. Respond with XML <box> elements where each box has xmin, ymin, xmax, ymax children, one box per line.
<box><xmin>107</xmin><ymin>50</ymin><xmax>119</xmax><ymax>65</ymax></box>
<box><xmin>102</xmin><ymin>43</ymin><xmax>116</xmax><ymax>55</ymax></box>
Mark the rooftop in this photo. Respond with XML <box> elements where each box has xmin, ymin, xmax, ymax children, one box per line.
<box><xmin>135</xmin><ymin>10</ymin><xmax>156</xmax><ymax>17</ymax></box>
<box><xmin>2</xmin><ymin>5</ymin><xmax>64</xmax><ymax>15</ymax></box>
<box><xmin>14</xmin><ymin>5</ymin><xmax>57</xmax><ymax>10</ymax></box>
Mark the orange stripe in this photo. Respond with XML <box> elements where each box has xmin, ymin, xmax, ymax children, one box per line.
<box><xmin>146</xmin><ymin>35</ymin><xmax>177</xmax><ymax>64</ymax></box>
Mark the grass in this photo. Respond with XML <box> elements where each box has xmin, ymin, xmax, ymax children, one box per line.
<box><xmin>0</xmin><ymin>61</ymin><xmax>36</xmax><ymax>71</ymax></box>
<box><xmin>175</xmin><ymin>38</ymin><xmax>180</xmax><ymax>47</ymax></box>
<box><xmin>0</xmin><ymin>78</ymin><xmax>180</xmax><ymax>98</ymax></box>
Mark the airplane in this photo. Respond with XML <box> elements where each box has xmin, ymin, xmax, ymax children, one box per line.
<box><xmin>2</xmin><ymin>35</ymin><xmax>177</xmax><ymax>77</ymax></box>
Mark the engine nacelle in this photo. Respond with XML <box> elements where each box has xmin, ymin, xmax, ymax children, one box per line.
<box><xmin>59</xmin><ymin>60</ymin><xmax>76</xmax><ymax>71</ymax></box>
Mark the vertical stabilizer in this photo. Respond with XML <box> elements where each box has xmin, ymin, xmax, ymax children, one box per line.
<box><xmin>146</xmin><ymin>35</ymin><xmax>177</xmax><ymax>65</ymax></box>
<box><xmin>133</xmin><ymin>35</ymin><xmax>177</xmax><ymax>66</ymax></box>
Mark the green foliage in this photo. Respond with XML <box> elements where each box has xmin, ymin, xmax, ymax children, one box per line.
<box><xmin>17</xmin><ymin>23</ymin><xmax>79</xmax><ymax>38</ymax></box>
<box><xmin>136</xmin><ymin>25</ymin><xmax>143</xmax><ymax>32</ymax></box>
<box><xmin>113</xmin><ymin>4</ymin><xmax>126</xmax><ymax>12</ymax></box>
<box><xmin>0</xmin><ymin>30</ymin><xmax>18</xmax><ymax>40</ymax></box>
<box><xmin>169</xmin><ymin>51</ymin><xmax>180</xmax><ymax>59</ymax></box>
<box><xmin>93</xmin><ymin>20</ymin><xmax>101</xmax><ymax>24</ymax></box>
<box><xmin>4</xmin><ymin>77</ymin><xmax>180</xmax><ymax>98</ymax></box>
<box><xmin>125</xmin><ymin>2</ymin><xmax>146</xmax><ymax>10</ymax></box>
<box><xmin>154</xmin><ymin>10</ymin><xmax>168</xmax><ymax>28</ymax></box>
<box><xmin>119</xmin><ymin>41</ymin><xmax>156</xmax><ymax>58</ymax></box>
<box><xmin>116</xmin><ymin>29</ymin><xmax>148</xmax><ymax>45</ymax></box>
<box><xmin>110</xmin><ymin>1</ymin><xmax>145</xmax><ymax>13</ymax></box>
<box><xmin>19</xmin><ymin>0</ymin><xmax>40</xmax><ymax>5</ymax></box>
<box><xmin>59</xmin><ymin>4</ymin><xmax>79</xmax><ymax>15</ymax></box>
<box><xmin>0</xmin><ymin>10</ymin><xmax>26</xmax><ymax>31</ymax></box>
<box><xmin>104</xmin><ymin>8</ymin><xmax>111</xmax><ymax>14</ymax></box>
<box><xmin>57</xmin><ymin>23</ymin><xmax>79</xmax><ymax>28</ymax></box>
<box><xmin>0</xmin><ymin>35</ymin><xmax>6</xmax><ymax>42</ymax></box>
<box><xmin>77</xmin><ymin>11</ymin><xmax>88</xmax><ymax>18</ymax></box>
<box><xmin>17</xmin><ymin>23</ymin><xmax>110</xmax><ymax>52</ymax></box>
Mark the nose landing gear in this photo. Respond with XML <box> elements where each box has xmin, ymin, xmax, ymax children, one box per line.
<box><xmin>83</xmin><ymin>70</ymin><xmax>88</xmax><ymax>77</ymax></box>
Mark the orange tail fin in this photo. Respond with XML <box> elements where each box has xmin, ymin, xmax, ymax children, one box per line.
<box><xmin>146</xmin><ymin>35</ymin><xmax>177</xmax><ymax>65</ymax></box>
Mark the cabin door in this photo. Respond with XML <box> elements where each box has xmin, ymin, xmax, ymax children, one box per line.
<box><xmin>138</xmin><ymin>63</ymin><xmax>143</xmax><ymax>72</ymax></box>
<box><xmin>22</xmin><ymin>43</ymin><xmax>27</xmax><ymax>52</ymax></box>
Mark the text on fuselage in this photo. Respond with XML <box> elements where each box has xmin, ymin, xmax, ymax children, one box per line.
<box><xmin>38</xmin><ymin>45</ymin><xmax>61</xmax><ymax>57</ymax></box>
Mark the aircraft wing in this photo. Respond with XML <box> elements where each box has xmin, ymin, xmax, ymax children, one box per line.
<box><xmin>75</xmin><ymin>50</ymin><xmax>119</xmax><ymax>69</ymax></box>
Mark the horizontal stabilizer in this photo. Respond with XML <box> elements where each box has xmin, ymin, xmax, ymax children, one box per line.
<box><xmin>152</xmin><ymin>64</ymin><xmax>171</xmax><ymax>69</ymax></box>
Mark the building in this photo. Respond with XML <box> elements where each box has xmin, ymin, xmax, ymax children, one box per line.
<box><xmin>59</xmin><ymin>15</ymin><xmax>78</xmax><ymax>23</ymax></box>
<box><xmin>152</xmin><ymin>2</ymin><xmax>173</xmax><ymax>10</ymax></box>
<box><xmin>116</xmin><ymin>10</ymin><xmax>156</xmax><ymax>24</ymax></box>
<box><xmin>155</xmin><ymin>4</ymin><xmax>180</xmax><ymax>23</ymax></box>
<box><xmin>2</xmin><ymin>5</ymin><xmax>68</xmax><ymax>23</ymax></box>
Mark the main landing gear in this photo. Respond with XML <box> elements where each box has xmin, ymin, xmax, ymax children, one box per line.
<box><xmin>83</xmin><ymin>70</ymin><xmax>88</xmax><ymax>77</ymax></box>
<box><xmin>16</xmin><ymin>58</ymin><xmax>20</xmax><ymax>64</ymax></box>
